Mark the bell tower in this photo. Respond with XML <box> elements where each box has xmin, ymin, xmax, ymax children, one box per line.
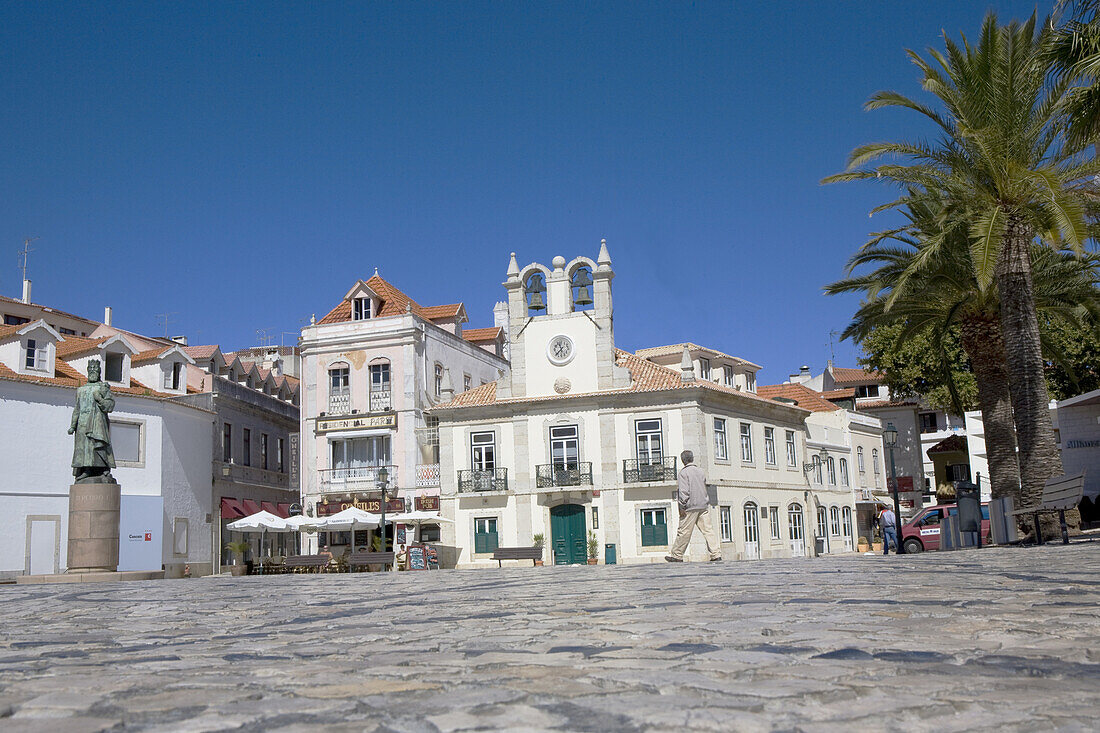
<box><xmin>497</xmin><ymin>240</ymin><xmax>621</xmax><ymax>399</ymax></box>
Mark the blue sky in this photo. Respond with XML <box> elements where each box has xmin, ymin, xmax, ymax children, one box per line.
<box><xmin>0</xmin><ymin>1</ymin><xmax>1051</xmax><ymax>383</ymax></box>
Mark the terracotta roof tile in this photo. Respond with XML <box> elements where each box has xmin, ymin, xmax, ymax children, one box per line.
<box><xmin>462</xmin><ymin>327</ymin><xmax>504</xmax><ymax>343</ymax></box>
<box><xmin>318</xmin><ymin>275</ymin><xmax>470</xmax><ymax>325</ymax></box>
<box><xmin>634</xmin><ymin>342</ymin><xmax>761</xmax><ymax>370</ymax></box>
<box><xmin>758</xmin><ymin>383</ymin><xmax>841</xmax><ymax>413</ymax></box>
<box><xmin>830</xmin><ymin>366</ymin><xmax>884</xmax><ymax>385</ymax></box>
<box><xmin>55</xmin><ymin>336</ymin><xmax>109</xmax><ymax>358</ymax></box>
<box><xmin>182</xmin><ymin>344</ymin><xmax>220</xmax><ymax>360</ymax></box>
<box><xmin>131</xmin><ymin>347</ymin><xmax>171</xmax><ymax>365</ymax></box>
<box><xmin>928</xmin><ymin>434</ymin><xmax>968</xmax><ymax>454</ymax></box>
<box><xmin>421</xmin><ymin>303</ymin><xmax>465</xmax><ymax>320</ymax></box>
<box><xmin>0</xmin><ymin>323</ymin><xmax>25</xmax><ymax>341</ymax></box>
<box><xmin>857</xmin><ymin>399</ymin><xmax>919</xmax><ymax>409</ymax></box>
<box><xmin>0</xmin><ymin>357</ymin><xmax>172</xmax><ymax>398</ymax></box>
<box><xmin>820</xmin><ymin>388</ymin><xmax>856</xmax><ymax>400</ymax></box>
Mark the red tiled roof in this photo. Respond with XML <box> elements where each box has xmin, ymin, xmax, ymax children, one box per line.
<box><xmin>56</xmin><ymin>336</ymin><xmax>110</xmax><ymax>358</ymax></box>
<box><xmin>830</xmin><ymin>366</ymin><xmax>884</xmax><ymax>385</ymax></box>
<box><xmin>928</xmin><ymin>434</ymin><xmax>968</xmax><ymax>454</ymax></box>
<box><xmin>462</xmin><ymin>327</ymin><xmax>504</xmax><ymax>343</ymax></box>
<box><xmin>758</xmin><ymin>383</ymin><xmax>840</xmax><ymax>413</ymax></box>
<box><xmin>857</xmin><ymin>399</ymin><xmax>919</xmax><ymax>410</ymax></box>
<box><xmin>182</xmin><ymin>345</ymin><xmax>220</xmax><ymax>360</ymax></box>
<box><xmin>421</xmin><ymin>304</ymin><xmax>465</xmax><ymax>321</ymax></box>
<box><xmin>635</xmin><ymin>342</ymin><xmax>761</xmax><ymax>370</ymax></box>
<box><xmin>0</xmin><ymin>357</ymin><xmax>172</xmax><ymax>398</ymax></box>
<box><xmin>821</xmin><ymin>388</ymin><xmax>856</xmax><ymax>400</ymax></box>
<box><xmin>0</xmin><ymin>294</ymin><xmax>99</xmax><ymax>327</ymax></box>
<box><xmin>0</xmin><ymin>323</ymin><xmax>23</xmax><ymax>341</ymax></box>
<box><xmin>438</xmin><ymin>349</ymin><xmax>806</xmax><ymax>412</ymax></box>
<box><xmin>131</xmin><ymin>347</ymin><xmax>172</xmax><ymax>365</ymax></box>
<box><xmin>319</xmin><ymin>275</ymin><xmax>450</xmax><ymax>324</ymax></box>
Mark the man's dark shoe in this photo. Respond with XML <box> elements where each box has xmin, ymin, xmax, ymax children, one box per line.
<box><xmin>709</xmin><ymin>557</ymin><xmax>723</xmax><ymax>562</ymax></box>
<box><xmin>664</xmin><ymin>555</ymin><xmax>683</xmax><ymax>563</ymax></box>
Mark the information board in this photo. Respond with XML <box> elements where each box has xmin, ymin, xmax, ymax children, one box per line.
<box><xmin>407</xmin><ymin>544</ymin><xmax>427</xmax><ymax>571</ymax></box>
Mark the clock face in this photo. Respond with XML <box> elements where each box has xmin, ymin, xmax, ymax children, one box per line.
<box><xmin>547</xmin><ymin>334</ymin><xmax>575</xmax><ymax>366</ymax></box>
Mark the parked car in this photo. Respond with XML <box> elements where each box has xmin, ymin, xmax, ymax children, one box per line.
<box><xmin>900</xmin><ymin>502</ymin><xmax>990</xmax><ymax>554</ymax></box>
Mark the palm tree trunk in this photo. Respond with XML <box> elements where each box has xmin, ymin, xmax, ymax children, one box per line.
<box><xmin>995</xmin><ymin>215</ymin><xmax>1075</xmax><ymax>536</ymax></box>
<box><xmin>958</xmin><ymin>311</ymin><xmax>1021</xmax><ymax>502</ymax></box>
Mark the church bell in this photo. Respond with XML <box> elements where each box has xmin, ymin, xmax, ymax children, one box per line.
<box><xmin>526</xmin><ymin>272</ymin><xmax>547</xmax><ymax>312</ymax></box>
<box><xmin>571</xmin><ymin>267</ymin><xmax>594</xmax><ymax>306</ymax></box>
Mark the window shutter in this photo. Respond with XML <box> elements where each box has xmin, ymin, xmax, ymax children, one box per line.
<box><xmin>487</xmin><ymin>530</ymin><xmax>498</xmax><ymax>552</ymax></box>
<box><xmin>641</xmin><ymin>523</ymin><xmax>653</xmax><ymax>547</ymax></box>
<box><xmin>656</xmin><ymin>516</ymin><xmax>668</xmax><ymax>545</ymax></box>
<box><xmin>474</xmin><ymin>531</ymin><xmax>487</xmax><ymax>554</ymax></box>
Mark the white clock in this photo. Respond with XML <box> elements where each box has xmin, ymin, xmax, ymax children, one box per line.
<box><xmin>547</xmin><ymin>334</ymin><xmax>575</xmax><ymax>366</ymax></box>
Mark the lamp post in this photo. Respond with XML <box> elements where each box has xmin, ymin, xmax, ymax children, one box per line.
<box><xmin>883</xmin><ymin>423</ymin><xmax>905</xmax><ymax>554</ymax></box>
<box><xmin>377</xmin><ymin>466</ymin><xmax>390</xmax><ymax>569</ymax></box>
<box><xmin>803</xmin><ymin>448</ymin><xmax>829</xmax><ymax>557</ymax></box>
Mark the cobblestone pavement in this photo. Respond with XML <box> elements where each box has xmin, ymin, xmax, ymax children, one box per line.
<box><xmin>2</xmin><ymin>543</ymin><xmax>1100</xmax><ymax>732</ymax></box>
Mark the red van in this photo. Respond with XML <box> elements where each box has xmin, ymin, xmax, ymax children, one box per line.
<box><xmin>899</xmin><ymin>503</ymin><xmax>991</xmax><ymax>553</ymax></box>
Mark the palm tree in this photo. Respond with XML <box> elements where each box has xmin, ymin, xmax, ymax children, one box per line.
<box><xmin>828</xmin><ymin>193</ymin><xmax>1100</xmax><ymax>532</ymax></box>
<box><xmin>1049</xmin><ymin>1</ymin><xmax>1100</xmax><ymax>147</ymax></box>
<box><xmin>824</xmin><ymin>13</ymin><xmax>1099</xmax><ymax>509</ymax></box>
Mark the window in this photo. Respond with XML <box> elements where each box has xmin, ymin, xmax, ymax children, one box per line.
<box><xmin>591</xmin><ymin>507</ymin><xmax>599</xmax><ymax>529</ymax></box>
<box><xmin>369</xmin><ymin>362</ymin><xmax>390</xmax><ymax>410</ymax></box>
<box><xmin>916</xmin><ymin>509</ymin><xmax>943</xmax><ymax>527</ymax></box>
<box><xmin>474</xmin><ymin>517</ymin><xmax>499</xmax><ymax>553</ymax></box>
<box><xmin>723</xmin><ymin>364</ymin><xmax>734</xmax><ymax>387</ymax></box>
<box><xmin>59</xmin><ymin>326</ymin><xmax>76</xmax><ymax>336</ymax></box>
<box><xmin>786</xmin><ymin>430</ymin><xmax>797</xmax><ymax>467</ymax></box>
<box><xmin>744</xmin><ymin>503</ymin><xmax>760</xmax><ymax>545</ymax></box>
<box><xmin>222</xmin><ymin>423</ymin><xmax>232</xmax><ymax>463</ymax></box>
<box><xmin>739</xmin><ymin>422</ymin><xmax>753</xmax><ymax>462</ymax></box>
<box><xmin>113</xmin><ymin>421</ymin><xmax>143</xmax><ymax>465</ymax></box>
<box><xmin>830</xmin><ymin>506</ymin><xmax>841</xmax><ymax>535</ymax></box>
<box><xmin>873</xmin><ymin>449</ymin><xmax>880</xmax><ymax>475</ymax></box>
<box><xmin>105</xmin><ymin>352</ymin><xmax>124</xmax><ymax>383</ymax></box>
<box><xmin>840</xmin><ymin>458</ymin><xmax>849</xmax><ymax>486</ymax></box>
<box><xmin>769</xmin><ymin>506</ymin><xmax>781</xmax><ymax>540</ymax></box>
<box><xmin>719</xmin><ymin>506</ymin><xmax>733</xmax><ymax>542</ymax></box>
<box><xmin>434</xmin><ymin>364</ymin><xmax>443</xmax><ymax>398</ymax></box>
<box><xmin>745</xmin><ymin>372</ymin><xmax>756</xmax><ymax>393</ymax></box>
<box><xmin>420</xmin><ymin>524</ymin><xmax>441</xmax><ymax>543</ymax></box>
<box><xmin>713</xmin><ymin>418</ymin><xmax>728</xmax><ymax>461</ymax></box>
<box><xmin>699</xmin><ymin>357</ymin><xmax>711</xmax><ymax>380</ymax></box>
<box><xmin>788</xmin><ymin>503</ymin><xmax>804</xmax><ymax>541</ymax></box>
<box><xmin>164</xmin><ymin>361</ymin><xmax>182</xmax><ymax>390</ymax></box>
<box><xmin>463</xmin><ymin>374</ymin><xmax>471</xmax><ymax>391</ymax></box>
<box><xmin>330</xmin><ymin>436</ymin><xmax>391</xmax><ymax>477</ymax></box>
<box><xmin>858</xmin><ymin>446</ymin><xmax>865</xmax><ymax>473</ymax></box>
<box><xmin>919</xmin><ymin>412</ymin><xmax>939</xmax><ymax>433</ymax></box>
<box><xmin>817</xmin><ymin>506</ymin><xmax>828</xmax><ymax>539</ymax></box>
<box><xmin>260</xmin><ymin>433</ymin><xmax>269</xmax><ymax>470</ymax></box>
<box><xmin>24</xmin><ymin>339</ymin><xmax>47</xmax><ymax>370</ymax></box>
<box><xmin>764</xmin><ymin>427</ymin><xmax>776</xmax><ymax>465</ymax></box>
<box><xmin>640</xmin><ymin>508</ymin><xmax>668</xmax><ymax>546</ymax></box>
<box><xmin>812</xmin><ymin>455</ymin><xmax>823</xmax><ymax>484</ymax></box>
<box><xmin>550</xmin><ymin>425</ymin><xmax>580</xmax><ymax>469</ymax></box>
<box><xmin>330</xmin><ymin>366</ymin><xmax>350</xmax><ymax>394</ymax></box>
<box><xmin>242</xmin><ymin>428</ymin><xmax>251</xmax><ymax>466</ymax></box>
<box><xmin>636</xmin><ymin>419</ymin><xmax>663</xmax><ymax>464</ymax></box>
<box><xmin>855</xmin><ymin>384</ymin><xmax>880</xmax><ymax>399</ymax></box>
<box><xmin>471</xmin><ymin>432</ymin><xmax>496</xmax><ymax>470</ymax></box>
<box><xmin>353</xmin><ymin>297</ymin><xmax>371</xmax><ymax>320</ymax></box>
<box><xmin>827</xmin><ymin>456</ymin><xmax>836</xmax><ymax>485</ymax></box>
<box><xmin>4</xmin><ymin>314</ymin><xmax>29</xmax><ymax>325</ymax></box>
<box><xmin>277</xmin><ymin>438</ymin><xmax>285</xmax><ymax>473</ymax></box>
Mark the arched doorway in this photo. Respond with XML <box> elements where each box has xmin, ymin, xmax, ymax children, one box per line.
<box><xmin>743</xmin><ymin>502</ymin><xmax>759</xmax><ymax>559</ymax></box>
<box><xmin>550</xmin><ymin>503</ymin><xmax>588</xmax><ymax>565</ymax></box>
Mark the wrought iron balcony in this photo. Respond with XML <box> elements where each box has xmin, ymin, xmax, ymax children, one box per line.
<box><xmin>536</xmin><ymin>462</ymin><xmax>593</xmax><ymax>488</ymax></box>
<box><xmin>458</xmin><ymin>468</ymin><xmax>509</xmax><ymax>492</ymax></box>
<box><xmin>319</xmin><ymin>465</ymin><xmax>398</xmax><ymax>492</ymax></box>
<box><xmin>328</xmin><ymin>391</ymin><xmax>351</xmax><ymax>415</ymax></box>
<box><xmin>622</xmin><ymin>456</ymin><xmax>678</xmax><ymax>484</ymax></box>
<box><xmin>369</xmin><ymin>389</ymin><xmax>392</xmax><ymax>412</ymax></box>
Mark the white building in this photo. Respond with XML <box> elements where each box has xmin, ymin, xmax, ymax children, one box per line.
<box><xmin>433</xmin><ymin>244</ymin><xmax>867</xmax><ymax>568</ymax></box>
<box><xmin>0</xmin><ymin>320</ymin><xmax>213</xmax><ymax>579</ymax></box>
<box><xmin>298</xmin><ymin>273</ymin><xmax>509</xmax><ymax>554</ymax></box>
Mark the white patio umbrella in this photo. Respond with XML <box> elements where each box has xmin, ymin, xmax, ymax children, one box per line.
<box><xmin>314</xmin><ymin>506</ymin><xmax>383</xmax><ymax>553</ymax></box>
<box><xmin>388</xmin><ymin>510</ymin><xmax>453</xmax><ymax>543</ymax></box>
<box><xmin>226</xmin><ymin>510</ymin><xmax>290</xmax><ymax>559</ymax></box>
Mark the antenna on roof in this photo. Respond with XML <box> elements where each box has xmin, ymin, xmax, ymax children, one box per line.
<box><xmin>18</xmin><ymin>237</ymin><xmax>39</xmax><ymax>283</ymax></box>
<box><xmin>255</xmin><ymin>328</ymin><xmax>274</xmax><ymax>348</ymax></box>
<box><xmin>828</xmin><ymin>330</ymin><xmax>839</xmax><ymax>363</ymax></box>
<box><xmin>154</xmin><ymin>312</ymin><xmax>177</xmax><ymax>338</ymax></box>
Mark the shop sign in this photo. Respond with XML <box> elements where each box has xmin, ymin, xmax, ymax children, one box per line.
<box><xmin>317</xmin><ymin>497</ymin><xmax>405</xmax><ymax>516</ymax></box>
<box><xmin>415</xmin><ymin>495</ymin><xmax>440</xmax><ymax>511</ymax></box>
<box><xmin>887</xmin><ymin>476</ymin><xmax>914</xmax><ymax>494</ymax></box>
<box><xmin>317</xmin><ymin>413</ymin><xmax>397</xmax><ymax>433</ymax></box>
<box><xmin>289</xmin><ymin>433</ymin><xmax>300</xmax><ymax>488</ymax></box>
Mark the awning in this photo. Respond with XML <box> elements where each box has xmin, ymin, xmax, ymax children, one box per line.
<box><xmin>275</xmin><ymin>502</ymin><xmax>292</xmax><ymax>518</ymax></box>
<box><xmin>241</xmin><ymin>499</ymin><xmax>261</xmax><ymax>516</ymax></box>
<box><xmin>260</xmin><ymin>500</ymin><xmax>279</xmax><ymax>516</ymax></box>
<box><xmin>220</xmin><ymin>497</ymin><xmax>247</xmax><ymax>519</ymax></box>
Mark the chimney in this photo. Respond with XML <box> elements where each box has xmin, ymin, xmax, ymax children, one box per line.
<box><xmin>800</xmin><ymin>365</ymin><xmax>810</xmax><ymax>376</ymax></box>
<box><xmin>171</xmin><ymin>335</ymin><xmax>188</xmax><ymax>346</ymax></box>
<box><xmin>104</xmin><ymin>306</ymin><xmax>113</xmax><ymax>326</ymax></box>
<box><xmin>21</xmin><ymin>279</ymin><xmax>31</xmax><ymax>304</ymax></box>
<box><xmin>680</xmin><ymin>346</ymin><xmax>695</xmax><ymax>383</ymax></box>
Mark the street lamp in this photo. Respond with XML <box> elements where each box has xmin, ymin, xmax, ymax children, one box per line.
<box><xmin>377</xmin><ymin>466</ymin><xmax>390</xmax><ymax>569</ymax></box>
<box><xmin>883</xmin><ymin>423</ymin><xmax>905</xmax><ymax>555</ymax></box>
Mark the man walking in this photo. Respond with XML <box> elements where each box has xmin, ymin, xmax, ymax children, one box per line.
<box><xmin>666</xmin><ymin>450</ymin><xmax>723</xmax><ymax>562</ymax></box>
<box><xmin>880</xmin><ymin>505</ymin><xmax>898</xmax><ymax>555</ymax></box>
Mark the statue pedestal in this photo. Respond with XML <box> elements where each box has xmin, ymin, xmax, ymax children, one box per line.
<box><xmin>67</xmin><ymin>479</ymin><xmax>121</xmax><ymax>573</ymax></box>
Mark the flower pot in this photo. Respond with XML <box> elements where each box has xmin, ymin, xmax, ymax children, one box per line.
<box><xmin>230</xmin><ymin>565</ymin><xmax>247</xmax><ymax>577</ymax></box>
<box><xmin>587</xmin><ymin>558</ymin><xmax>598</xmax><ymax>565</ymax></box>
<box><xmin>857</xmin><ymin>542</ymin><xmax>870</xmax><ymax>553</ymax></box>
<box><xmin>534</xmin><ymin>559</ymin><xmax>544</xmax><ymax>566</ymax></box>
<box><xmin>872</xmin><ymin>542</ymin><xmax>883</xmax><ymax>553</ymax></box>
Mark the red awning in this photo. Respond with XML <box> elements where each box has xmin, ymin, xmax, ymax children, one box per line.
<box><xmin>260</xmin><ymin>501</ymin><xmax>279</xmax><ymax>516</ymax></box>
<box><xmin>241</xmin><ymin>499</ymin><xmax>261</xmax><ymax>516</ymax></box>
<box><xmin>275</xmin><ymin>503</ymin><xmax>291</xmax><ymax>519</ymax></box>
<box><xmin>220</xmin><ymin>497</ymin><xmax>246</xmax><ymax>519</ymax></box>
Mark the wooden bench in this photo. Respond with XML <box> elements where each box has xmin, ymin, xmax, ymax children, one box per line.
<box><xmin>284</xmin><ymin>555</ymin><xmax>331</xmax><ymax>573</ymax></box>
<box><xmin>347</xmin><ymin>551</ymin><xmax>396</xmax><ymax>571</ymax></box>
<box><xmin>492</xmin><ymin>546</ymin><xmax>544</xmax><ymax>567</ymax></box>
<box><xmin>1011</xmin><ymin>472</ymin><xmax>1086</xmax><ymax>545</ymax></box>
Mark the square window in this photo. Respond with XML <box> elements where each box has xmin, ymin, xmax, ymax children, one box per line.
<box><xmin>474</xmin><ymin>517</ymin><xmax>499</xmax><ymax>553</ymax></box>
<box><xmin>640</xmin><ymin>508</ymin><xmax>668</xmax><ymax>546</ymax></box>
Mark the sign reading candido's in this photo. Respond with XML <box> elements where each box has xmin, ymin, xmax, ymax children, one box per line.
<box><xmin>317</xmin><ymin>497</ymin><xmax>405</xmax><ymax>516</ymax></box>
<box><xmin>317</xmin><ymin>413</ymin><xmax>397</xmax><ymax>432</ymax></box>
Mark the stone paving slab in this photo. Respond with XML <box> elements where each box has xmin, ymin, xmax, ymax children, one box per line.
<box><xmin>2</xmin><ymin>543</ymin><xmax>1099</xmax><ymax>731</ymax></box>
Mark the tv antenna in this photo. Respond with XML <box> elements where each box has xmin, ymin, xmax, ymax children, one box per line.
<box><xmin>828</xmin><ymin>330</ymin><xmax>840</xmax><ymax>363</ymax></box>
<box><xmin>154</xmin><ymin>312</ymin><xmax>177</xmax><ymax>338</ymax></box>
<box><xmin>19</xmin><ymin>237</ymin><xmax>39</xmax><ymax>282</ymax></box>
<box><xmin>255</xmin><ymin>328</ymin><xmax>274</xmax><ymax>348</ymax></box>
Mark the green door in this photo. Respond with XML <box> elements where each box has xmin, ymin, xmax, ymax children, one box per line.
<box><xmin>550</xmin><ymin>504</ymin><xmax>588</xmax><ymax>565</ymax></box>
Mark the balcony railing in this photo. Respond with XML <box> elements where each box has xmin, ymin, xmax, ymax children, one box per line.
<box><xmin>328</xmin><ymin>391</ymin><xmax>351</xmax><ymax>415</ymax></box>
<box><xmin>458</xmin><ymin>468</ymin><xmax>509</xmax><ymax>493</ymax></box>
<box><xmin>536</xmin><ymin>462</ymin><xmax>593</xmax><ymax>488</ymax></box>
<box><xmin>416</xmin><ymin>463</ymin><xmax>441</xmax><ymax>488</ymax></box>
<box><xmin>319</xmin><ymin>465</ymin><xmax>398</xmax><ymax>492</ymax></box>
<box><xmin>622</xmin><ymin>456</ymin><xmax>678</xmax><ymax>484</ymax></box>
<box><xmin>369</xmin><ymin>388</ymin><xmax>392</xmax><ymax>412</ymax></box>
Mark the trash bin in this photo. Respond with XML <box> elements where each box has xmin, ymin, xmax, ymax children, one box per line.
<box><xmin>814</xmin><ymin>537</ymin><xmax>826</xmax><ymax>556</ymax></box>
<box><xmin>604</xmin><ymin>543</ymin><xmax>616</xmax><ymax>565</ymax></box>
<box><xmin>955</xmin><ymin>480</ymin><xmax>982</xmax><ymax>548</ymax></box>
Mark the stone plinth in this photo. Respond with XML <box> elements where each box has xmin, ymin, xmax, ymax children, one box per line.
<box><xmin>67</xmin><ymin>480</ymin><xmax>120</xmax><ymax>573</ymax></box>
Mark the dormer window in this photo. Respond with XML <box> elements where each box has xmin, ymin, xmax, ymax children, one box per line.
<box><xmin>353</xmin><ymin>297</ymin><xmax>372</xmax><ymax>321</ymax></box>
<box><xmin>105</xmin><ymin>352</ymin><xmax>124</xmax><ymax>383</ymax></box>
<box><xmin>699</xmin><ymin>357</ymin><xmax>711</xmax><ymax>381</ymax></box>
<box><xmin>723</xmin><ymin>365</ymin><xmax>734</xmax><ymax>387</ymax></box>
<box><xmin>163</xmin><ymin>362</ymin><xmax>183</xmax><ymax>391</ymax></box>
<box><xmin>25</xmin><ymin>338</ymin><xmax>48</xmax><ymax>371</ymax></box>
<box><xmin>745</xmin><ymin>372</ymin><xmax>756</xmax><ymax>393</ymax></box>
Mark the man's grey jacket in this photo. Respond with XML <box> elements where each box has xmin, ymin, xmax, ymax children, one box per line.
<box><xmin>677</xmin><ymin>464</ymin><xmax>709</xmax><ymax>512</ymax></box>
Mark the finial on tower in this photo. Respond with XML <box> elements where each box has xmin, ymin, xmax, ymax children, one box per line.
<box><xmin>506</xmin><ymin>252</ymin><xmax>520</xmax><ymax>280</ymax></box>
<box><xmin>680</xmin><ymin>346</ymin><xmax>695</xmax><ymax>383</ymax></box>
<box><xmin>552</xmin><ymin>255</ymin><xmax>566</xmax><ymax>271</ymax></box>
<box><xmin>597</xmin><ymin>238</ymin><xmax>612</xmax><ymax>270</ymax></box>
<box><xmin>374</xmin><ymin>266</ymin><xmax>379</xmax><ymax>277</ymax></box>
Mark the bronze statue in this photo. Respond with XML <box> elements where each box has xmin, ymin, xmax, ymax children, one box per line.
<box><xmin>68</xmin><ymin>360</ymin><xmax>116</xmax><ymax>482</ymax></box>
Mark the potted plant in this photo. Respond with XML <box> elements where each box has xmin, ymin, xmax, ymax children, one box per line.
<box><xmin>532</xmin><ymin>533</ymin><xmax>545</xmax><ymax>566</ymax></box>
<box><xmin>857</xmin><ymin>536</ymin><xmax>870</xmax><ymax>553</ymax></box>
<box><xmin>871</xmin><ymin>526</ymin><xmax>883</xmax><ymax>553</ymax></box>
<box><xmin>587</xmin><ymin>531</ymin><xmax>599</xmax><ymax>565</ymax></box>
<box><xmin>225</xmin><ymin>540</ymin><xmax>250</xmax><ymax>576</ymax></box>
